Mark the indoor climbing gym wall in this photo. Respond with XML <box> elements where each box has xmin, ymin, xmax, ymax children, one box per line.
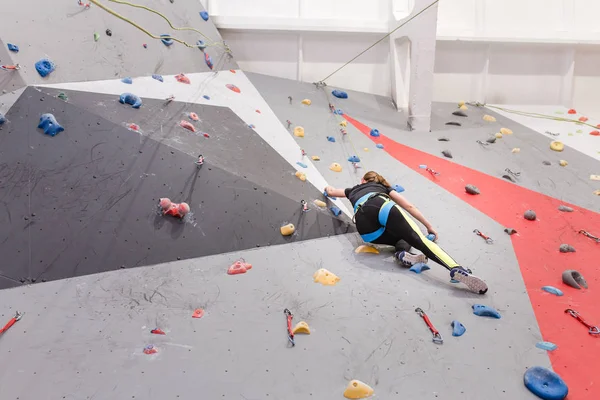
<box><xmin>0</xmin><ymin>1</ymin><xmax>599</xmax><ymax>400</ymax></box>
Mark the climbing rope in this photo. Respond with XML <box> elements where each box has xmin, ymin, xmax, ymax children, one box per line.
<box><xmin>317</xmin><ymin>0</ymin><xmax>439</xmax><ymax>84</ymax></box>
<box><xmin>87</xmin><ymin>0</ymin><xmax>230</xmax><ymax>51</ymax></box>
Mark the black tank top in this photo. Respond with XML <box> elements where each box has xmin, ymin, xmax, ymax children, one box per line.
<box><xmin>344</xmin><ymin>182</ymin><xmax>392</xmax><ymax>208</ymax></box>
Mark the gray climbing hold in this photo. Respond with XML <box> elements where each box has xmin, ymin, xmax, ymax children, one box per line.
<box><xmin>558</xmin><ymin>205</ymin><xmax>573</xmax><ymax>212</ymax></box>
<box><xmin>502</xmin><ymin>174</ymin><xmax>515</xmax><ymax>182</ymax></box>
<box><xmin>486</xmin><ymin>137</ymin><xmax>496</xmax><ymax>144</ymax></box>
<box><xmin>465</xmin><ymin>184</ymin><xmax>480</xmax><ymax>195</ymax></box>
<box><xmin>504</xmin><ymin>228</ymin><xmax>517</xmax><ymax>235</ymax></box>
<box><xmin>438</xmin><ymin>137</ymin><xmax>450</xmax><ymax>142</ymax></box>
<box><xmin>562</xmin><ymin>269</ymin><xmax>588</xmax><ymax>289</ymax></box>
<box><xmin>542</xmin><ymin>160</ymin><xmax>551</xmax><ymax>166</ymax></box>
<box><xmin>446</xmin><ymin>122</ymin><xmax>461</xmax><ymax>126</ymax></box>
<box><xmin>559</xmin><ymin>244</ymin><xmax>575</xmax><ymax>253</ymax></box>
<box><xmin>524</xmin><ymin>210</ymin><xmax>536</xmax><ymax>221</ymax></box>
<box><xmin>442</xmin><ymin>150</ymin><xmax>453</xmax><ymax>158</ymax></box>
<box><xmin>452</xmin><ymin>110</ymin><xmax>468</xmax><ymax>117</ymax></box>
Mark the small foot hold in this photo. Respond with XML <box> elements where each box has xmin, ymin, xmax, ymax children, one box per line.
<box><xmin>541</xmin><ymin>286</ymin><xmax>563</xmax><ymax>296</ymax></box>
<box><xmin>535</xmin><ymin>341</ymin><xmax>557</xmax><ymax>351</ymax></box>
<box><xmin>292</xmin><ymin>321</ymin><xmax>310</xmax><ymax>334</ymax></box>
<box><xmin>524</xmin><ymin>210</ymin><xmax>536</xmax><ymax>221</ymax></box>
<box><xmin>354</xmin><ymin>245</ymin><xmax>379</xmax><ymax>254</ymax></box>
<box><xmin>472</xmin><ymin>304</ymin><xmax>500</xmax><ymax>318</ymax></box>
<box><xmin>451</xmin><ymin>320</ymin><xmax>466</xmax><ymax>337</ymax></box>
<box><xmin>562</xmin><ymin>269</ymin><xmax>587</xmax><ymax>289</ymax></box>
<box><xmin>313</xmin><ymin>268</ymin><xmax>340</xmax><ymax>286</ymax></box>
<box><xmin>558</xmin><ymin>205</ymin><xmax>573</xmax><ymax>212</ymax></box>
<box><xmin>452</xmin><ymin>110</ymin><xmax>467</xmax><ymax>117</ymax></box>
<box><xmin>409</xmin><ymin>263</ymin><xmax>430</xmax><ymax>274</ymax></box>
<box><xmin>343</xmin><ymin>380</ymin><xmax>373</xmax><ymax>399</ymax></box>
<box><xmin>465</xmin><ymin>184</ymin><xmax>480</xmax><ymax>195</ymax></box>
<box><xmin>559</xmin><ymin>244</ymin><xmax>575</xmax><ymax>253</ymax></box>
<box><xmin>446</xmin><ymin>122</ymin><xmax>461</xmax><ymax>126</ymax></box>
<box><xmin>227</xmin><ymin>259</ymin><xmax>252</xmax><ymax>275</ymax></box>
<box><xmin>151</xmin><ymin>328</ymin><xmax>166</xmax><ymax>335</ymax></box>
<box><xmin>504</xmin><ymin>228</ymin><xmax>517</xmax><ymax>235</ymax></box>
<box><xmin>192</xmin><ymin>308</ymin><xmax>205</xmax><ymax>318</ymax></box>
<box><xmin>38</xmin><ymin>114</ymin><xmax>64</xmax><ymax>136</ymax></box>
<box><xmin>441</xmin><ymin>150</ymin><xmax>453</xmax><ymax>158</ymax></box>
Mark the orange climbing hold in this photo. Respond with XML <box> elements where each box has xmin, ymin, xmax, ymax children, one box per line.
<box><xmin>344</xmin><ymin>380</ymin><xmax>374</xmax><ymax>399</ymax></box>
<box><xmin>579</xmin><ymin>116</ymin><xmax>589</xmax><ymax>122</ymax></box>
<box><xmin>227</xmin><ymin>259</ymin><xmax>252</xmax><ymax>275</ymax></box>
<box><xmin>354</xmin><ymin>245</ymin><xmax>379</xmax><ymax>254</ymax></box>
<box><xmin>590</xmin><ymin>131</ymin><xmax>600</xmax><ymax>136</ymax></box>
<box><xmin>159</xmin><ymin>198</ymin><xmax>190</xmax><ymax>218</ymax></box>
<box><xmin>313</xmin><ymin>268</ymin><xmax>340</xmax><ymax>286</ymax></box>
<box><xmin>180</xmin><ymin>120</ymin><xmax>196</xmax><ymax>132</ymax></box>
<box><xmin>175</xmin><ymin>73</ymin><xmax>191</xmax><ymax>84</ymax></box>
<box><xmin>226</xmin><ymin>84</ymin><xmax>241</xmax><ymax>93</ymax></box>
<box><xmin>294</xmin><ymin>126</ymin><xmax>305</xmax><ymax>137</ymax></box>
<box><xmin>295</xmin><ymin>171</ymin><xmax>306</xmax><ymax>181</ymax></box>
<box><xmin>230</xmin><ymin>69</ymin><xmax>236</xmax><ymax>73</ymax></box>
<box><xmin>192</xmin><ymin>308</ymin><xmax>205</xmax><ymax>318</ymax></box>
<box><xmin>568</xmin><ymin>109</ymin><xmax>577</xmax><ymax>114</ymax></box>
<box><xmin>188</xmin><ymin>112</ymin><xmax>199</xmax><ymax>121</ymax></box>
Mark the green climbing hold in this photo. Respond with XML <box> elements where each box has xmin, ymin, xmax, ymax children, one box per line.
<box><xmin>57</xmin><ymin>92</ymin><xmax>68</xmax><ymax>101</ymax></box>
<box><xmin>94</xmin><ymin>33</ymin><xmax>100</xmax><ymax>42</ymax></box>
<box><xmin>576</xmin><ymin>129</ymin><xmax>583</xmax><ymax>133</ymax></box>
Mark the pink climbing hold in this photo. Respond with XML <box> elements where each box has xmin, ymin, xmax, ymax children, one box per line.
<box><xmin>579</xmin><ymin>116</ymin><xmax>589</xmax><ymax>122</ymax></box>
<box><xmin>226</xmin><ymin>84</ymin><xmax>240</xmax><ymax>93</ymax></box>
<box><xmin>192</xmin><ymin>308</ymin><xmax>205</xmax><ymax>319</ymax></box>
<box><xmin>143</xmin><ymin>345</ymin><xmax>158</xmax><ymax>355</ymax></box>
<box><xmin>227</xmin><ymin>259</ymin><xmax>252</xmax><ymax>275</ymax></box>
<box><xmin>188</xmin><ymin>112</ymin><xmax>199</xmax><ymax>121</ymax></box>
<box><xmin>180</xmin><ymin>120</ymin><xmax>196</xmax><ymax>132</ymax></box>
<box><xmin>230</xmin><ymin>69</ymin><xmax>236</xmax><ymax>74</ymax></box>
<box><xmin>159</xmin><ymin>198</ymin><xmax>190</xmax><ymax>218</ymax></box>
<box><xmin>255</xmin><ymin>109</ymin><xmax>261</xmax><ymax>114</ymax></box>
<box><xmin>127</xmin><ymin>123</ymin><xmax>140</xmax><ymax>131</ymax></box>
<box><xmin>175</xmin><ymin>73</ymin><xmax>191</xmax><ymax>84</ymax></box>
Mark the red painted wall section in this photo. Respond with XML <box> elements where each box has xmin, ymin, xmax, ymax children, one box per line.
<box><xmin>344</xmin><ymin>113</ymin><xmax>600</xmax><ymax>400</ymax></box>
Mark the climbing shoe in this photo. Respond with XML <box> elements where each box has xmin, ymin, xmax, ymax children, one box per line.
<box><xmin>450</xmin><ymin>267</ymin><xmax>488</xmax><ymax>295</ymax></box>
<box><xmin>395</xmin><ymin>251</ymin><xmax>428</xmax><ymax>267</ymax></box>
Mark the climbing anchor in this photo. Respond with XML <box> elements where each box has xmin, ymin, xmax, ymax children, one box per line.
<box><xmin>284</xmin><ymin>308</ymin><xmax>295</xmax><ymax>346</ymax></box>
<box><xmin>425</xmin><ymin>167</ymin><xmax>440</xmax><ymax>177</ymax></box>
<box><xmin>415</xmin><ymin>308</ymin><xmax>443</xmax><ymax>344</ymax></box>
<box><xmin>0</xmin><ymin>311</ymin><xmax>23</xmax><ymax>335</ymax></box>
<box><xmin>300</xmin><ymin>200</ymin><xmax>308</xmax><ymax>212</ymax></box>
<box><xmin>195</xmin><ymin>154</ymin><xmax>204</xmax><ymax>167</ymax></box>
<box><xmin>565</xmin><ymin>309</ymin><xmax>600</xmax><ymax>336</ymax></box>
<box><xmin>286</xmin><ymin>120</ymin><xmax>292</xmax><ymax>129</ymax></box>
<box><xmin>473</xmin><ymin>229</ymin><xmax>493</xmax><ymax>244</ymax></box>
<box><xmin>288</xmin><ymin>96</ymin><xmax>292</xmax><ymax>104</ymax></box>
<box><xmin>301</xmin><ymin>149</ymin><xmax>306</xmax><ymax>157</ymax></box>
<box><xmin>476</xmin><ymin>140</ymin><xmax>490</xmax><ymax>146</ymax></box>
<box><xmin>578</xmin><ymin>230</ymin><xmax>600</xmax><ymax>243</ymax></box>
<box><xmin>504</xmin><ymin>168</ymin><xmax>521</xmax><ymax>179</ymax></box>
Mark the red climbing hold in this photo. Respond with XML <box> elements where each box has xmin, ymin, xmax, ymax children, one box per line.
<box><xmin>590</xmin><ymin>131</ymin><xmax>600</xmax><ymax>136</ymax></box>
<box><xmin>226</xmin><ymin>84</ymin><xmax>240</xmax><ymax>93</ymax></box>
<box><xmin>180</xmin><ymin>120</ymin><xmax>196</xmax><ymax>132</ymax></box>
<box><xmin>143</xmin><ymin>345</ymin><xmax>158</xmax><ymax>355</ymax></box>
<box><xmin>202</xmin><ymin>132</ymin><xmax>210</xmax><ymax>138</ymax></box>
<box><xmin>568</xmin><ymin>109</ymin><xmax>577</xmax><ymax>114</ymax></box>
<box><xmin>230</xmin><ymin>69</ymin><xmax>236</xmax><ymax>73</ymax></box>
<box><xmin>579</xmin><ymin>116</ymin><xmax>588</xmax><ymax>122</ymax></box>
<box><xmin>255</xmin><ymin>109</ymin><xmax>261</xmax><ymax>114</ymax></box>
<box><xmin>227</xmin><ymin>259</ymin><xmax>252</xmax><ymax>275</ymax></box>
<box><xmin>175</xmin><ymin>73</ymin><xmax>191</xmax><ymax>84</ymax></box>
<box><xmin>127</xmin><ymin>123</ymin><xmax>140</xmax><ymax>131</ymax></box>
<box><xmin>151</xmin><ymin>328</ymin><xmax>166</xmax><ymax>335</ymax></box>
<box><xmin>188</xmin><ymin>112</ymin><xmax>199</xmax><ymax>121</ymax></box>
<box><xmin>159</xmin><ymin>198</ymin><xmax>190</xmax><ymax>218</ymax></box>
<box><xmin>192</xmin><ymin>308</ymin><xmax>205</xmax><ymax>319</ymax></box>
<box><xmin>143</xmin><ymin>44</ymin><xmax>147</xmax><ymax>49</ymax></box>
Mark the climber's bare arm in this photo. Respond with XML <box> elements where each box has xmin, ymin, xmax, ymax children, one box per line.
<box><xmin>324</xmin><ymin>186</ymin><xmax>346</xmax><ymax>198</ymax></box>
<box><xmin>389</xmin><ymin>191</ymin><xmax>438</xmax><ymax>240</ymax></box>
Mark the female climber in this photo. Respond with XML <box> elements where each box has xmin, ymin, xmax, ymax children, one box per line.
<box><xmin>324</xmin><ymin>171</ymin><xmax>488</xmax><ymax>295</ymax></box>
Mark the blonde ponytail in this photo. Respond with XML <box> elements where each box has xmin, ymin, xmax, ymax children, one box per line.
<box><xmin>363</xmin><ymin>171</ymin><xmax>391</xmax><ymax>188</ymax></box>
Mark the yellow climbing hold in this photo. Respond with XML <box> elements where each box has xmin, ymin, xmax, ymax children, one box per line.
<box><xmin>500</xmin><ymin>128</ymin><xmax>513</xmax><ymax>135</ymax></box>
<box><xmin>311</xmin><ymin>155</ymin><xmax>320</xmax><ymax>161</ymax></box>
<box><xmin>364</xmin><ymin>147</ymin><xmax>369</xmax><ymax>151</ymax></box>
<box><xmin>313</xmin><ymin>268</ymin><xmax>340</xmax><ymax>286</ymax></box>
<box><xmin>550</xmin><ymin>141</ymin><xmax>564</xmax><ymax>152</ymax></box>
<box><xmin>354</xmin><ymin>245</ymin><xmax>379</xmax><ymax>254</ymax></box>
<box><xmin>292</xmin><ymin>321</ymin><xmax>311</xmax><ymax>334</ymax></box>
<box><xmin>329</xmin><ymin>163</ymin><xmax>342</xmax><ymax>172</ymax></box>
<box><xmin>301</xmin><ymin>99</ymin><xmax>311</xmax><ymax>105</ymax></box>
<box><xmin>458</xmin><ymin>101</ymin><xmax>465</xmax><ymax>107</ymax></box>
<box><xmin>495</xmin><ymin>132</ymin><xmax>503</xmax><ymax>139</ymax></box>
<box><xmin>280</xmin><ymin>223</ymin><xmax>295</xmax><ymax>236</ymax></box>
<box><xmin>459</xmin><ymin>104</ymin><xmax>468</xmax><ymax>111</ymax></box>
<box><xmin>594</xmin><ymin>189</ymin><xmax>600</xmax><ymax>196</ymax></box>
<box><xmin>295</xmin><ymin>171</ymin><xmax>306</xmax><ymax>181</ymax></box>
<box><xmin>313</xmin><ymin>199</ymin><xmax>326</xmax><ymax>208</ymax></box>
<box><xmin>294</xmin><ymin>126</ymin><xmax>305</xmax><ymax>137</ymax></box>
<box><xmin>559</xmin><ymin>160</ymin><xmax>568</xmax><ymax>167</ymax></box>
<box><xmin>590</xmin><ymin>175</ymin><xmax>600</xmax><ymax>181</ymax></box>
<box><xmin>512</xmin><ymin>148</ymin><xmax>520</xmax><ymax>153</ymax></box>
<box><xmin>343</xmin><ymin>380</ymin><xmax>374</xmax><ymax>399</ymax></box>
<box><xmin>340</xmin><ymin>120</ymin><xmax>347</xmax><ymax>127</ymax></box>
<box><xmin>483</xmin><ymin>115</ymin><xmax>496</xmax><ymax>122</ymax></box>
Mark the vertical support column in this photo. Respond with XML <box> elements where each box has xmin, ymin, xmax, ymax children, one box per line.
<box><xmin>560</xmin><ymin>46</ymin><xmax>575</xmax><ymax>108</ymax></box>
<box><xmin>389</xmin><ymin>0</ymin><xmax>439</xmax><ymax>131</ymax></box>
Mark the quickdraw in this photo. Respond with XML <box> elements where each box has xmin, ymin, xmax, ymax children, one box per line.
<box><xmin>300</xmin><ymin>200</ymin><xmax>308</xmax><ymax>212</ymax></box>
<box><xmin>565</xmin><ymin>309</ymin><xmax>600</xmax><ymax>336</ymax></box>
<box><xmin>415</xmin><ymin>308</ymin><xmax>443</xmax><ymax>344</ymax></box>
<box><xmin>578</xmin><ymin>230</ymin><xmax>600</xmax><ymax>243</ymax></box>
<box><xmin>0</xmin><ymin>311</ymin><xmax>23</xmax><ymax>335</ymax></box>
<box><xmin>284</xmin><ymin>308</ymin><xmax>295</xmax><ymax>346</ymax></box>
<box><xmin>1</xmin><ymin>64</ymin><xmax>20</xmax><ymax>71</ymax></box>
<box><xmin>504</xmin><ymin>168</ymin><xmax>521</xmax><ymax>179</ymax></box>
<box><xmin>473</xmin><ymin>229</ymin><xmax>493</xmax><ymax>244</ymax></box>
<box><xmin>425</xmin><ymin>167</ymin><xmax>440</xmax><ymax>177</ymax></box>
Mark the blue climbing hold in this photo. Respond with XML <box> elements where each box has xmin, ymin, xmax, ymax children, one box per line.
<box><xmin>541</xmin><ymin>286</ymin><xmax>563</xmax><ymax>296</ymax></box>
<box><xmin>370</xmin><ymin>129</ymin><xmax>380</xmax><ymax>137</ymax></box>
<box><xmin>536</xmin><ymin>341</ymin><xmax>557</xmax><ymax>351</ymax></box>
<box><xmin>330</xmin><ymin>206</ymin><xmax>341</xmax><ymax>216</ymax></box>
<box><xmin>426</xmin><ymin>233</ymin><xmax>436</xmax><ymax>241</ymax></box>
<box><xmin>248</xmin><ymin>124</ymin><xmax>255</xmax><ymax>129</ymax></box>
<box><xmin>119</xmin><ymin>93</ymin><xmax>142</xmax><ymax>109</ymax></box>
<box><xmin>451</xmin><ymin>320</ymin><xmax>466</xmax><ymax>337</ymax></box>
<box><xmin>205</xmin><ymin>53</ymin><xmax>214</xmax><ymax>69</ymax></box>
<box><xmin>523</xmin><ymin>366</ymin><xmax>568</xmax><ymax>400</ymax></box>
<box><xmin>35</xmin><ymin>58</ymin><xmax>56</xmax><ymax>78</ymax></box>
<box><xmin>296</xmin><ymin>162</ymin><xmax>307</xmax><ymax>168</ymax></box>
<box><xmin>376</xmin><ymin>143</ymin><xmax>384</xmax><ymax>149</ymax></box>
<box><xmin>348</xmin><ymin>155</ymin><xmax>360</xmax><ymax>163</ymax></box>
<box><xmin>200</xmin><ymin>11</ymin><xmax>209</xmax><ymax>21</ymax></box>
<box><xmin>203</xmin><ymin>95</ymin><xmax>210</xmax><ymax>100</ymax></box>
<box><xmin>0</xmin><ymin>113</ymin><xmax>6</xmax><ymax>125</ymax></box>
<box><xmin>197</xmin><ymin>40</ymin><xmax>207</xmax><ymax>51</ymax></box>
<box><xmin>160</xmin><ymin>34</ymin><xmax>174</xmax><ymax>46</ymax></box>
<box><xmin>7</xmin><ymin>43</ymin><xmax>19</xmax><ymax>52</ymax></box>
<box><xmin>323</xmin><ymin>191</ymin><xmax>337</xmax><ymax>200</ymax></box>
<box><xmin>333</xmin><ymin>109</ymin><xmax>343</xmax><ymax>115</ymax></box>
<box><xmin>121</xmin><ymin>77</ymin><xmax>133</xmax><ymax>84</ymax></box>
<box><xmin>332</xmin><ymin>89</ymin><xmax>348</xmax><ymax>99</ymax></box>
<box><xmin>472</xmin><ymin>304</ymin><xmax>501</xmax><ymax>319</ymax></box>
<box><xmin>419</xmin><ymin>164</ymin><xmax>427</xmax><ymax>169</ymax></box>
<box><xmin>37</xmin><ymin>114</ymin><xmax>64</xmax><ymax>137</ymax></box>
<box><xmin>392</xmin><ymin>184</ymin><xmax>404</xmax><ymax>193</ymax></box>
<box><xmin>409</xmin><ymin>263</ymin><xmax>430</xmax><ymax>274</ymax></box>
<box><xmin>327</xmin><ymin>136</ymin><xmax>336</xmax><ymax>143</ymax></box>
<box><xmin>152</xmin><ymin>74</ymin><xmax>164</xmax><ymax>82</ymax></box>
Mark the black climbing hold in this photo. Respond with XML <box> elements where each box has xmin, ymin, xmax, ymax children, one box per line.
<box><xmin>524</xmin><ymin>210</ymin><xmax>536</xmax><ymax>221</ymax></box>
<box><xmin>562</xmin><ymin>269</ymin><xmax>588</xmax><ymax>289</ymax></box>
<box><xmin>486</xmin><ymin>137</ymin><xmax>496</xmax><ymax>144</ymax></box>
<box><xmin>446</xmin><ymin>122</ymin><xmax>461</xmax><ymax>126</ymax></box>
<box><xmin>438</xmin><ymin>137</ymin><xmax>449</xmax><ymax>142</ymax></box>
<box><xmin>19</xmin><ymin>278</ymin><xmax>25</xmax><ymax>283</ymax></box>
<box><xmin>106</xmin><ymin>29</ymin><xmax>112</xmax><ymax>36</ymax></box>
<box><xmin>559</xmin><ymin>244</ymin><xmax>575</xmax><ymax>253</ymax></box>
<box><xmin>542</xmin><ymin>161</ymin><xmax>551</xmax><ymax>166</ymax></box>
<box><xmin>502</xmin><ymin>174</ymin><xmax>515</xmax><ymax>182</ymax></box>
<box><xmin>558</xmin><ymin>205</ymin><xmax>573</xmax><ymax>212</ymax></box>
<box><xmin>452</xmin><ymin>110</ymin><xmax>468</xmax><ymax>117</ymax></box>
<box><xmin>441</xmin><ymin>150</ymin><xmax>453</xmax><ymax>158</ymax></box>
<box><xmin>465</xmin><ymin>184</ymin><xmax>480</xmax><ymax>195</ymax></box>
<box><xmin>31</xmin><ymin>213</ymin><xmax>36</xmax><ymax>217</ymax></box>
<box><xmin>504</xmin><ymin>228</ymin><xmax>517</xmax><ymax>235</ymax></box>
<box><xmin>24</xmin><ymin>216</ymin><xmax>29</xmax><ymax>221</ymax></box>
